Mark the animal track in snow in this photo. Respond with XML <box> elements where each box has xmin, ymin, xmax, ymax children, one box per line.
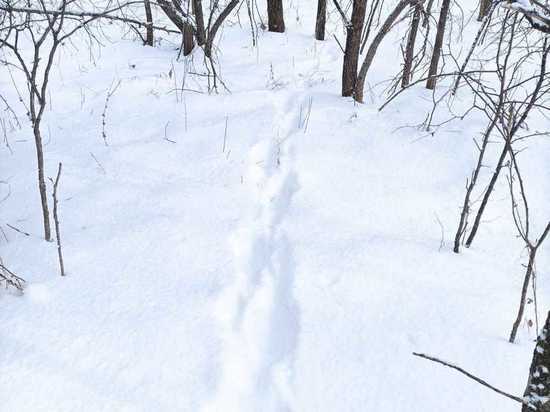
<box><xmin>205</xmin><ymin>92</ymin><xmax>307</xmax><ymax>412</ymax></box>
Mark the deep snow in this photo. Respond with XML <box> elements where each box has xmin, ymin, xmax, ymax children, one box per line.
<box><xmin>1</xmin><ymin>1</ymin><xmax>550</xmax><ymax>411</ymax></box>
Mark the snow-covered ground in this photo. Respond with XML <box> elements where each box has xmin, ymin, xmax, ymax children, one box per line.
<box><xmin>1</xmin><ymin>1</ymin><xmax>549</xmax><ymax>411</ymax></box>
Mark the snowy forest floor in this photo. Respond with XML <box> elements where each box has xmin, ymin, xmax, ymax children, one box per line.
<box><xmin>2</xmin><ymin>2</ymin><xmax>550</xmax><ymax>411</ymax></box>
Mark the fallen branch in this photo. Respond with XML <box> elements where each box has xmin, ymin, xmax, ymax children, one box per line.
<box><xmin>412</xmin><ymin>352</ymin><xmax>528</xmax><ymax>406</ymax></box>
<box><xmin>0</xmin><ymin>262</ymin><xmax>25</xmax><ymax>291</ymax></box>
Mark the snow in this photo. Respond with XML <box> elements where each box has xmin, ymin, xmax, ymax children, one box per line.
<box><xmin>503</xmin><ymin>0</ymin><xmax>535</xmax><ymax>13</ymax></box>
<box><xmin>1</xmin><ymin>1</ymin><xmax>550</xmax><ymax>411</ymax></box>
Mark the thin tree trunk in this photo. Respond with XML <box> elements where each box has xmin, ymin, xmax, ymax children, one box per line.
<box><xmin>426</xmin><ymin>0</ymin><xmax>451</xmax><ymax>90</ymax></box>
<box><xmin>478</xmin><ymin>0</ymin><xmax>491</xmax><ymax>21</ymax></box>
<box><xmin>144</xmin><ymin>0</ymin><xmax>154</xmax><ymax>46</ymax></box>
<box><xmin>464</xmin><ymin>139</ymin><xmax>510</xmax><ymax>247</ymax></box>
<box><xmin>355</xmin><ymin>0</ymin><xmax>411</xmax><ymax>102</ymax></box>
<box><xmin>33</xmin><ymin>124</ymin><xmax>51</xmax><ymax>241</ymax></box>
<box><xmin>29</xmin><ymin>47</ymin><xmax>52</xmax><ymax>241</ymax></box>
<box><xmin>402</xmin><ymin>4</ymin><xmax>421</xmax><ymax>88</ymax></box>
<box><xmin>315</xmin><ymin>0</ymin><xmax>327</xmax><ymax>40</ymax></box>
<box><xmin>193</xmin><ymin>0</ymin><xmax>206</xmax><ymax>45</ymax></box>
<box><xmin>342</xmin><ymin>0</ymin><xmax>367</xmax><ymax>97</ymax></box>
<box><xmin>204</xmin><ymin>0</ymin><xmax>240</xmax><ymax>58</ymax></box>
<box><xmin>157</xmin><ymin>0</ymin><xmax>186</xmax><ymax>31</ymax></box>
<box><xmin>157</xmin><ymin>0</ymin><xmax>195</xmax><ymax>55</ymax></box>
<box><xmin>453</xmin><ymin>124</ymin><xmax>494</xmax><ymax>253</ymax></box>
<box><xmin>267</xmin><ymin>0</ymin><xmax>285</xmax><ymax>32</ymax></box>
<box><xmin>466</xmin><ymin>39</ymin><xmax>549</xmax><ymax>248</ymax></box>
<box><xmin>423</xmin><ymin>0</ymin><xmax>435</xmax><ymax>27</ymax></box>
<box><xmin>182</xmin><ymin>22</ymin><xmax>195</xmax><ymax>55</ymax></box>
<box><xmin>509</xmin><ymin>248</ymin><xmax>536</xmax><ymax>343</ymax></box>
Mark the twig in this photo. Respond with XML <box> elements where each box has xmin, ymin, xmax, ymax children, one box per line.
<box><xmin>6</xmin><ymin>223</ymin><xmax>30</xmax><ymax>237</ymax></box>
<box><xmin>164</xmin><ymin>121</ymin><xmax>176</xmax><ymax>143</ymax></box>
<box><xmin>222</xmin><ymin>116</ymin><xmax>228</xmax><ymax>152</ymax></box>
<box><xmin>90</xmin><ymin>152</ymin><xmax>106</xmax><ymax>174</ymax></box>
<box><xmin>412</xmin><ymin>352</ymin><xmax>528</xmax><ymax>406</ymax></box>
<box><xmin>0</xmin><ymin>261</ymin><xmax>25</xmax><ymax>291</ymax></box>
<box><xmin>49</xmin><ymin>163</ymin><xmax>65</xmax><ymax>277</ymax></box>
<box><xmin>101</xmin><ymin>79</ymin><xmax>122</xmax><ymax>146</ymax></box>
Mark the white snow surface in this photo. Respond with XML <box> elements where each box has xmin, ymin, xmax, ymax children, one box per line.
<box><xmin>2</xmin><ymin>1</ymin><xmax>550</xmax><ymax>411</ymax></box>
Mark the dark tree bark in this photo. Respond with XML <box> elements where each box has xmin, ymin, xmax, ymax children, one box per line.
<box><xmin>342</xmin><ymin>0</ymin><xmax>367</xmax><ymax>97</ymax></box>
<box><xmin>315</xmin><ymin>0</ymin><xmax>327</xmax><ymax>40</ymax></box>
<box><xmin>157</xmin><ymin>0</ymin><xmax>186</xmax><ymax>32</ymax></box>
<box><xmin>144</xmin><ymin>0</ymin><xmax>154</xmax><ymax>46</ymax></box>
<box><xmin>193</xmin><ymin>0</ymin><xmax>206</xmax><ymax>45</ymax></box>
<box><xmin>509</xmin><ymin>248</ymin><xmax>537</xmax><ymax>344</ymax></box>
<box><xmin>267</xmin><ymin>0</ymin><xmax>285</xmax><ymax>32</ymax></box>
<box><xmin>355</xmin><ymin>0</ymin><xmax>412</xmax><ymax>102</ymax></box>
<box><xmin>182</xmin><ymin>22</ymin><xmax>195</xmax><ymax>55</ymax></box>
<box><xmin>426</xmin><ymin>0</ymin><xmax>451</xmax><ymax>90</ymax></box>
<box><xmin>522</xmin><ymin>311</ymin><xmax>550</xmax><ymax>411</ymax></box>
<box><xmin>423</xmin><ymin>0</ymin><xmax>435</xmax><ymax>27</ymax></box>
<box><xmin>478</xmin><ymin>0</ymin><xmax>491</xmax><ymax>21</ymax></box>
<box><xmin>453</xmin><ymin>117</ymin><xmax>499</xmax><ymax>253</ymax></box>
<box><xmin>204</xmin><ymin>0</ymin><xmax>240</xmax><ymax>58</ymax></box>
<box><xmin>33</xmin><ymin>121</ymin><xmax>51</xmax><ymax>241</ymax></box>
<box><xmin>401</xmin><ymin>4</ymin><xmax>421</xmax><ymax>88</ymax></box>
<box><xmin>157</xmin><ymin>0</ymin><xmax>195</xmax><ymax>55</ymax></box>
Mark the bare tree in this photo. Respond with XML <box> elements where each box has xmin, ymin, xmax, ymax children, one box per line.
<box><xmin>478</xmin><ymin>0</ymin><xmax>491</xmax><ymax>21</ymax></box>
<box><xmin>507</xmin><ymin>145</ymin><xmax>550</xmax><ymax>343</ymax></box>
<box><xmin>315</xmin><ymin>0</ymin><xmax>327</xmax><ymax>40</ymax></box>
<box><xmin>0</xmin><ymin>0</ymin><xmax>181</xmax><ymax>240</ymax></box>
<box><xmin>453</xmin><ymin>14</ymin><xmax>517</xmax><ymax>253</ymax></box>
<box><xmin>464</xmin><ymin>36</ymin><xmax>550</xmax><ymax>249</ymax></box>
<box><xmin>426</xmin><ymin>0</ymin><xmax>451</xmax><ymax>89</ymax></box>
<box><xmin>355</xmin><ymin>0</ymin><xmax>420</xmax><ymax>102</ymax></box>
<box><xmin>157</xmin><ymin>0</ymin><xmax>195</xmax><ymax>55</ymax></box>
<box><xmin>203</xmin><ymin>0</ymin><xmax>241</xmax><ymax>58</ymax></box>
<box><xmin>144</xmin><ymin>0</ymin><xmax>154</xmax><ymax>45</ymax></box>
<box><xmin>193</xmin><ymin>0</ymin><xmax>206</xmax><ymax>45</ymax></box>
<box><xmin>0</xmin><ymin>0</ymin><xmax>71</xmax><ymax>241</ymax></box>
<box><xmin>402</xmin><ymin>3</ymin><xmax>422</xmax><ymax>87</ymax></box>
<box><xmin>340</xmin><ymin>0</ymin><xmax>367</xmax><ymax>97</ymax></box>
<box><xmin>267</xmin><ymin>0</ymin><xmax>284</xmax><ymax>32</ymax></box>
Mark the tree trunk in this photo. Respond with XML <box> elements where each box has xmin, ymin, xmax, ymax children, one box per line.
<box><xmin>267</xmin><ymin>0</ymin><xmax>285</xmax><ymax>32</ymax></box>
<box><xmin>315</xmin><ymin>0</ymin><xmax>327</xmax><ymax>40</ymax></box>
<box><xmin>144</xmin><ymin>0</ymin><xmax>154</xmax><ymax>46</ymax></box>
<box><xmin>465</xmin><ymin>138</ymin><xmax>510</xmax><ymax>248</ymax></box>
<box><xmin>34</xmin><ymin>124</ymin><xmax>51</xmax><ymax>241</ymax></box>
<box><xmin>426</xmin><ymin>0</ymin><xmax>451</xmax><ymax>90</ymax></box>
<box><xmin>510</xmin><ymin>248</ymin><xmax>537</xmax><ymax>343</ymax></box>
<box><xmin>342</xmin><ymin>0</ymin><xmax>367</xmax><ymax>97</ymax></box>
<box><xmin>355</xmin><ymin>0</ymin><xmax>411</xmax><ymax>102</ymax></box>
<box><xmin>204</xmin><ymin>0</ymin><xmax>240</xmax><ymax>58</ymax></box>
<box><xmin>29</xmin><ymin>76</ymin><xmax>51</xmax><ymax>241</ymax></box>
<box><xmin>157</xmin><ymin>0</ymin><xmax>195</xmax><ymax>55</ymax></box>
<box><xmin>401</xmin><ymin>4</ymin><xmax>421</xmax><ymax>88</ymax></box>
<box><xmin>182</xmin><ymin>22</ymin><xmax>195</xmax><ymax>55</ymax></box>
<box><xmin>478</xmin><ymin>0</ymin><xmax>491</xmax><ymax>21</ymax></box>
<box><xmin>522</xmin><ymin>311</ymin><xmax>550</xmax><ymax>411</ymax></box>
<box><xmin>193</xmin><ymin>0</ymin><xmax>206</xmax><ymax>45</ymax></box>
